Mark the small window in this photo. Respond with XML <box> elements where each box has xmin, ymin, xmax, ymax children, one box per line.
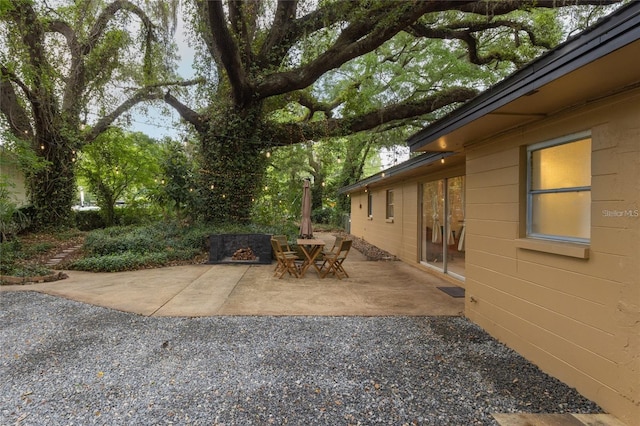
<box><xmin>367</xmin><ymin>191</ymin><xmax>373</xmax><ymax>217</ymax></box>
<box><xmin>386</xmin><ymin>189</ymin><xmax>394</xmax><ymax>219</ymax></box>
<box><xmin>527</xmin><ymin>132</ymin><xmax>591</xmax><ymax>242</ymax></box>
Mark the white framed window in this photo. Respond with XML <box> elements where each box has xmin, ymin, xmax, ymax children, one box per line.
<box><xmin>367</xmin><ymin>191</ymin><xmax>373</xmax><ymax>218</ymax></box>
<box><xmin>386</xmin><ymin>189</ymin><xmax>394</xmax><ymax>219</ymax></box>
<box><xmin>527</xmin><ymin>131</ymin><xmax>591</xmax><ymax>243</ymax></box>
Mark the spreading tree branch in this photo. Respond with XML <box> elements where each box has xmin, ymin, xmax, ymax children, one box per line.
<box><xmin>409</xmin><ymin>20</ymin><xmax>552</xmax><ymax>67</ymax></box>
<box><xmin>256</xmin><ymin>0</ymin><xmax>353</xmax><ymax>70</ymax></box>
<box><xmin>455</xmin><ymin>0</ymin><xmax>620</xmax><ymax>16</ymax></box>
<box><xmin>295</xmin><ymin>91</ymin><xmax>343</xmax><ymax>120</ymax></box>
<box><xmin>4</xmin><ymin>0</ymin><xmax>60</xmax><ymax>128</ymax></box>
<box><xmin>65</xmin><ymin>0</ymin><xmax>158</xmax><ymax>112</ymax></box>
<box><xmin>255</xmin><ymin>1</ymin><xmax>438</xmax><ymax>99</ymax></box>
<box><xmin>257</xmin><ymin>0</ymin><xmax>299</xmax><ymax>67</ymax></box>
<box><xmin>254</xmin><ymin>0</ymin><xmax>620</xmax><ymax>100</ymax></box>
<box><xmin>85</xmin><ymin>78</ymin><xmax>205</xmax><ymax>141</ymax></box>
<box><xmin>198</xmin><ymin>0</ymin><xmax>252</xmax><ymax>107</ymax></box>
<box><xmin>228</xmin><ymin>0</ymin><xmax>258</xmax><ymax>64</ymax></box>
<box><xmin>86</xmin><ymin>0</ymin><xmax>157</xmax><ymax>55</ymax></box>
<box><xmin>268</xmin><ymin>86</ymin><xmax>478</xmax><ymax>146</ymax></box>
<box><xmin>0</xmin><ymin>68</ymin><xmax>33</xmax><ymax>137</ymax></box>
<box><xmin>162</xmin><ymin>91</ymin><xmax>208</xmax><ymax>134</ymax></box>
<box><xmin>84</xmin><ymin>88</ymin><xmax>164</xmax><ymax>142</ymax></box>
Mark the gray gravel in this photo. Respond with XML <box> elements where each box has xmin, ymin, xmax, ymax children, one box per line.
<box><xmin>1</xmin><ymin>292</ymin><xmax>602</xmax><ymax>425</ymax></box>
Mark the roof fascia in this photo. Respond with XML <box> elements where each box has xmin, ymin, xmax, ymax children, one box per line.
<box><xmin>337</xmin><ymin>151</ymin><xmax>454</xmax><ymax>194</ymax></box>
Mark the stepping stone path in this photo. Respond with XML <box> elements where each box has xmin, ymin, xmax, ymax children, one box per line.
<box><xmin>45</xmin><ymin>244</ymin><xmax>83</xmax><ymax>267</ymax></box>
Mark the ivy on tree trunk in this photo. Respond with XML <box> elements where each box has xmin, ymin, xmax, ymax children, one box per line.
<box><xmin>194</xmin><ymin>108</ymin><xmax>268</xmax><ymax>224</ymax></box>
<box><xmin>27</xmin><ymin>132</ymin><xmax>77</xmax><ymax>227</ymax></box>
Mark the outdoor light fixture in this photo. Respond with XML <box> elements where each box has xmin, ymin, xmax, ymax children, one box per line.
<box><xmin>440</xmin><ymin>158</ymin><xmax>445</xmax><ymax>164</ymax></box>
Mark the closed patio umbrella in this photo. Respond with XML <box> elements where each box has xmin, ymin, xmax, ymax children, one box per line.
<box><xmin>299</xmin><ymin>178</ymin><xmax>313</xmax><ymax>239</ymax></box>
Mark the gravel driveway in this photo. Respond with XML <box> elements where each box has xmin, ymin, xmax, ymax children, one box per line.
<box><xmin>1</xmin><ymin>292</ymin><xmax>601</xmax><ymax>425</ymax></box>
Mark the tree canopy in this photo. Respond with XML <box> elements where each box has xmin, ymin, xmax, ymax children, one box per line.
<box><xmin>77</xmin><ymin>128</ymin><xmax>161</xmax><ymax>226</ymax></box>
<box><xmin>0</xmin><ymin>0</ymin><xmax>178</xmax><ymax>227</ymax></box>
<box><xmin>0</xmin><ymin>0</ymin><xmax>622</xmax><ymax>228</ymax></box>
<box><xmin>163</xmin><ymin>0</ymin><xmax>619</xmax><ymax>223</ymax></box>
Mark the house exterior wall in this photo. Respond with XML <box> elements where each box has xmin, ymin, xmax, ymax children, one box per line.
<box><xmin>348</xmin><ymin>164</ymin><xmax>465</xmax><ymax>266</ymax></box>
<box><xmin>347</xmin><ymin>88</ymin><xmax>638</xmax><ymax>422</ymax></box>
<box><xmin>464</xmin><ymin>87</ymin><xmax>639</xmax><ymax>423</ymax></box>
<box><xmin>349</xmin><ymin>184</ymin><xmax>411</xmax><ymax>260</ymax></box>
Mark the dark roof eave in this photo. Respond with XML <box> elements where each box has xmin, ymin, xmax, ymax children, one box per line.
<box><xmin>337</xmin><ymin>151</ymin><xmax>454</xmax><ymax>195</ymax></box>
<box><xmin>408</xmin><ymin>2</ymin><xmax>640</xmax><ymax>151</ymax></box>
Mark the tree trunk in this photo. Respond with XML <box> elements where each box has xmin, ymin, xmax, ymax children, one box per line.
<box><xmin>336</xmin><ymin>137</ymin><xmax>372</xmax><ymax>214</ymax></box>
<box><xmin>96</xmin><ymin>182</ymin><xmax>116</xmax><ymax>227</ymax></box>
<box><xmin>195</xmin><ymin>109</ymin><xmax>268</xmax><ymax>224</ymax></box>
<box><xmin>311</xmin><ymin>178</ymin><xmax>324</xmax><ymax>212</ymax></box>
<box><xmin>27</xmin><ymin>132</ymin><xmax>76</xmax><ymax>229</ymax></box>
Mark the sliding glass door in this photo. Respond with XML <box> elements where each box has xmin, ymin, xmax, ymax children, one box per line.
<box><xmin>420</xmin><ymin>176</ymin><xmax>465</xmax><ymax>279</ymax></box>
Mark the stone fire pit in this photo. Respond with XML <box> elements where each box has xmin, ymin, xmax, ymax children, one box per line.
<box><xmin>208</xmin><ymin>234</ymin><xmax>272</xmax><ymax>265</ymax></box>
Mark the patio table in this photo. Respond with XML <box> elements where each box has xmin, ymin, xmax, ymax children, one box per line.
<box><xmin>296</xmin><ymin>239</ymin><xmax>326</xmax><ymax>278</ymax></box>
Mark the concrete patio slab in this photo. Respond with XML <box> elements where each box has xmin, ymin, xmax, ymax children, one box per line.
<box><xmin>1</xmin><ymin>233</ymin><xmax>465</xmax><ymax>317</ymax></box>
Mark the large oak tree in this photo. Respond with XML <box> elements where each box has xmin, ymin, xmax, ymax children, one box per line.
<box><xmin>0</xmin><ymin>0</ymin><xmax>178</xmax><ymax>228</ymax></box>
<box><xmin>0</xmin><ymin>0</ymin><xmax>620</xmax><ymax>228</ymax></box>
<box><xmin>165</xmin><ymin>0</ymin><xmax>619</xmax><ymax>224</ymax></box>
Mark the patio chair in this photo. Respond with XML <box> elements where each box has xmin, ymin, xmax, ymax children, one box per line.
<box><xmin>271</xmin><ymin>238</ymin><xmax>300</xmax><ymax>278</ymax></box>
<box><xmin>272</xmin><ymin>235</ymin><xmax>296</xmax><ymax>255</ymax></box>
<box><xmin>322</xmin><ymin>236</ymin><xmax>344</xmax><ymax>256</ymax></box>
<box><xmin>314</xmin><ymin>235</ymin><xmax>343</xmax><ymax>263</ymax></box>
<box><xmin>320</xmin><ymin>239</ymin><xmax>352</xmax><ymax>279</ymax></box>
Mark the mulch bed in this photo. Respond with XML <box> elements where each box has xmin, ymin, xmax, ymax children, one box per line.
<box><xmin>336</xmin><ymin>232</ymin><xmax>398</xmax><ymax>261</ymax></box>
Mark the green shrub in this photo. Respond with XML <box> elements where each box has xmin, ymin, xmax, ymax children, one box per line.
<box><xmin>114</xmin><ymin>204</ymin><xmax>164</xmax><ymax>226</ymax></box>
<box><xmin>0</xmin><ymin>241</ymin><xmax>20</xmax><ymax>274</ymax></box>
<box><xmin>180</xmin><ymin>225</ymin><xmax>212</xmax><ymax>251</ymax></box>
<box><xmin>70</xmin><ymin>221</ymin><xmax>205</xmax><ymax>271</ymax></box>
<box><xmin>70</xmin><ymin>247</ymin><xmax>201</xmax><ymax>272</ymax></box>
<box><xmin>75</xmin><ymin>210</ymin><xmax>106</xmax><ymax>231</ymax></box>
<box><xmin>1</xmin><ymin>263</ymin><xmax>53</xmax><ymax>277</ymax></box>
<box><xmin>69</xmin><ymin>220</ymin><xmax>299</xmax><ymax>272</ymax></box>
<box><xmin>0</xmin><ymin>239</ymin><xmax>53</xmax><ymax>276</ymax></box>
<box><xmin>70</xmin><ymin>251</ymin><xmax>142</xmax><ymax>272</ymax></box>
<box><xmin>311</xmin><ymin>207</ymin><xmax>332</xmax><ymax>225</ymax></box>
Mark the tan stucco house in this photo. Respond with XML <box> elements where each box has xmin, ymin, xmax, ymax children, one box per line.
<box><xmin>340</xmin><ymin>4</ymin><xmax>639</xmax><ymax>423</ymax></box>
